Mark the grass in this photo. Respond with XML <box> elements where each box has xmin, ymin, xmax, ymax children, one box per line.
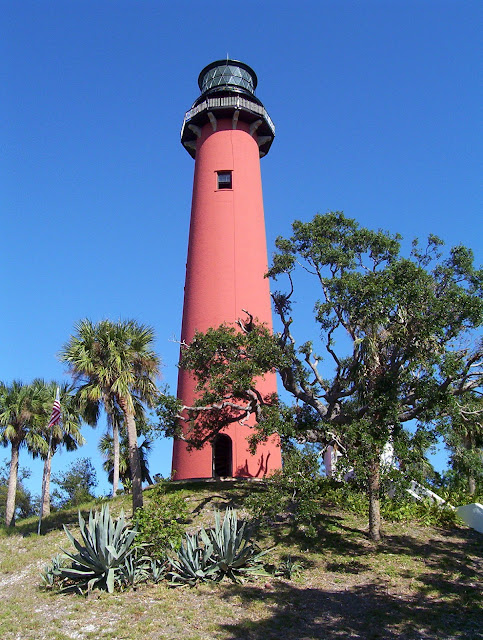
<box><xmin>0</xmin><ymin>481</ymin><xmax>482</xmax><ymax>640</ymax></box>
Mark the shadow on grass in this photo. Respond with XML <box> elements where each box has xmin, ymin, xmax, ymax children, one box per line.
<box><xmin>218</xmin><ymin>579</ymin><xmax>483</xmax><ymax>640</ymax></box>
<box><xmin>256</xmin><ymin>511</ymin><xmax>369</xmax><ymax>558</ymax></box>
<box><xmin>378</xmin><ymin>527</ymin><xmax>483</xmax><ymax>610</ymax></box>
<box><xmin>171</xmin><ymin>479</ymin><xmax>260</xmax><ymax>516</ymax></box>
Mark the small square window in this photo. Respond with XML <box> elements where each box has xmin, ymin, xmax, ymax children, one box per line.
<box><xmin>217</xmin><ymin>171</ymin><xmax>232</xmax><ymax>189</ymax></box>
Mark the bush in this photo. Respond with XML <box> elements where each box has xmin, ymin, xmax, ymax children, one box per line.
<box><xmin>319</xmin><ymin>479</ymin><xmax>368</xmax><ymax>515</ymax></box>
<box><xmin>51</xmin><ymin>458</ymin><xmax>97</xmax><ymax>509</ymax></box>
<box><xmin>245</xmin><ymin>446</ymin><xmax>322</xmax><ymax>536</ymax></box>
<box><xmin>381</xmin><ymin>495</ymin><xmax>460</xmax><ymax>527</ymax></box>
<box><xmin>133</xmin><ymin>483</ymin><xmax>189</xmax><ymax>559</ymax></box>
<box><xmin>319</xmin><ymin>479</ymin><xmax>462</xmax><ymax>528</ymax></box>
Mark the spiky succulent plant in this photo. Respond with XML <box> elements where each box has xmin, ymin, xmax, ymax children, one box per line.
<box><xmin>167</xmin><ymin>508</ymin><xmax>271</xmax><ymax>586</ymax></box>
<box><xmin>59</xmin><ymin>504</ymin><xmax>137</xmax><ymax>593</ymax></box>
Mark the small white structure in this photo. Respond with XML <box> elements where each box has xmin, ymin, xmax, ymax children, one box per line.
<box><xmin>323</xmin><ymin>444</ymin><xmax>344</xmax><ymax>478</ymax></box>
<box><xmin>406</xmin><ymin>480</ymin><xmax>447</xmax><ymax>505</ymax></box>
<box><xmin>380</xmin><ymin>440</ymin><xmax>395</xmax><ymax>471</ymax></box>
<box><xmin>323</xmin><ymin>439</ymin><xmax>483</xmax><ymax>536</ymax></box>
<box><xmin>454</xmin><ymin>503</ymin><xmax>483</xmax><ymax>534</ymax></box>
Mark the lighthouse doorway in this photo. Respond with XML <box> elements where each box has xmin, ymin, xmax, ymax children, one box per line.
<box><xmin>213</xmin><ymin>434</ymin><xmax>232</xmax><ymax>478</ymax></box>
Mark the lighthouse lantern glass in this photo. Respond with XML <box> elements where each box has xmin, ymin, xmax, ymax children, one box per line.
<box><xmin>200</xmin><ymin>64</ymin><xmax>255</xmax><ymax>95</ymax></box>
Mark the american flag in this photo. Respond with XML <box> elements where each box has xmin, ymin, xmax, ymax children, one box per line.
<box><xmin>48</xmin><ymin>388</ymin><xmax>61</xmax><ymax>428</ymax></box>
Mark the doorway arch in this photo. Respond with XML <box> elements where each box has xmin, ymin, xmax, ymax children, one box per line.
<box><xmin>213</xmin><ymin>434</ymin><xmax>233</xmax><ymax>478</ymax></box>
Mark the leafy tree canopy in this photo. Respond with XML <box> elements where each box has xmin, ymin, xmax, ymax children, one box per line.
<box><xmin>51</xmin><ymin>457</ymin><xmax>97</xmax><ymax>509</ymax></box>
<box><xmin>60</xmin><ymin>319</ymin><xmax>160</xmax><ymax>512</ymax></box>
<box><xmin>157</xmin><ymin>212</ymin><xmax>483</xmax><ymax>540</ymax></box>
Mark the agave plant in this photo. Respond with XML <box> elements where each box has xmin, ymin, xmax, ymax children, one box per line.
<box><xmin>206</xmin><ymin>508</ymin><xmax>271</xmax><ymax>583</ymax></box>
<box><xmin>167</xmin><ymin>508</ymin><xmax>271</xmax><ymax>586</ymax></box>
<box><xmin>275</xmin><ymin>554</ymin><xmax>303</xmax><ymax>579</ymax></box>
<box><xmin>150</xmin><ymin>558</ymin><xmax>167</xmax><ymax>583</ymax></box>
<box><xmin>40</xmin><ymin>554</ymin><xmax>65</xmax><ymax>589</ymax></box>
<box><xmin>59</xmin><ymin>504</ymin><xmax>138</xmax><ymax>593</ymax></box>
<box><xmin>167</xmin><ymin>531</ymin><xmax>218</xmax><ymax>586</ymax></box>
<box><xmin>119</xmin><ymin>547</ymin><xmax>151</xmax><ymax>589</ymax></box>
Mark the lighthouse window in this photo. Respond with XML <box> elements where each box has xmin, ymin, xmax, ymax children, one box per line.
<box><xmin>217</xmin><ymin>171</ymin><xmax>232</xmax><ymax>190</ymax></box>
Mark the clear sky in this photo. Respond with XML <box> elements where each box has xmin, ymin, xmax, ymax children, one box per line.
<box><xmin>1</xmin><ymin>0</ymin><xmax>481</xmax><ymax>498</ymax></box>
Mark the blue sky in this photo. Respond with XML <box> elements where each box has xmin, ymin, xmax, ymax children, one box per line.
<box><xmin>1</xmin><ymin>1</ymin><xmax>481</xmax><ymax>498</ymax></box>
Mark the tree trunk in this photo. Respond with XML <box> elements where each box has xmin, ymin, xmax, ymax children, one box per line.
<box><xmin>368</xmin><ymin>459</ymin><xmax>381</xmax><ymax>542</ymax></box>
<box><xmin>119</xmin><ymin>397</ymin><xmax>143</xmax><ymax>512</ymax></box>
<box><xmin>464</xmin><ymin>435</ymin><xmax>476</xmax><ymax>496</ymax></box>
<box><xmin>41</xmin><ymin>453</ymin><xmax>52</xmax><ymax>517</ymax></box>
<box><xmin>468</xmin><ymin>475</ymin><xmax>476</xmax><ymax>496</ymax></box>
<box><xmin>112</xmin><ymin>420</ymin><xmax>120</xmax><ymax>497</ymax></box>
<box><xmin>5</xmin><ymin>442</ymin><xmax>20</xmax><ymax>527</ymax></box>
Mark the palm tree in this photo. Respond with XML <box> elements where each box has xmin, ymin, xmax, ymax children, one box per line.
<box><xmin>60</xmin><ymin>319</ymin><xmax>160</xmax><ymax>512</ymax></box>
<box><xmin>105</xmin><ymin>396</ymin><xmax>122</xmax><ymax>496</ymax></box>
<box><xmin>0</xmin><ymin>381</ymin><xmax>47</xmax><ymax>526</ymax></box>
<box><xmin>99</xmin><ymin>433</ymin><xmax>153</xmax><ymax>489</ymax></box>
<box><xmin>101</xmin><ymin>392</ymin><xmax>149</xmax><ymax>497</ymax></box>
<box><xmin>34</xmin><ymin>380</ymin><xmax>86</xmax><ymax>518</ymax></box>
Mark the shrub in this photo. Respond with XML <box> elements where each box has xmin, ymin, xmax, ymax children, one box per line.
<box><xmin>245</xmin><ymin>446</ymin><xmax>322</xmax><ymax>535</ymax></box>
<box><xmin>51</xmin><ymin>458</ymin><xmax>97</xmax><ymax>509</ymax></box>
<box><xmin>317</xmin><ymin>477</ymin><xmax>463</xmax><ymax>529</ymax></box>
<box><xmin>133</xmin><ymin>484</ymin><xmax>189</xmax><ymax>559</ymax></box>
<box><xmin>381</xmin><ymin>496</ymin><xmax>460</xmax><ymax>527</ymax></box>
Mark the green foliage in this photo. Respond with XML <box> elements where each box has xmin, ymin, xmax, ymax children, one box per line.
<box><xmin>427</xmin><ymin>479</ymin><xmax>483</xmax><ymax>509</ymax></box>
<box><xmin>0</xmin><ymin>380</ymin><xmax>49</xmax><ymax>525</ymax></box>
<box><xmin>318</xmin><ymin>478</ymin><xmax>369</xmax><ymax>515</ymax></box>
<box><xmin>275</xmin><ymin>554</ymin><xmax>304</xmax><ymax>579</ymax></box>
<box><xmin>133</xmin><ymin>483</ymin><xmax>189</xmax><ymax>559</ymax></box>
<box><xmin>118</xmin><ymin>546</ymin><xmax>151</xmax><ymax>590</ymax></box>
<box><xmin>155</xmin><ymin>325</ymin><xmax>286</xmax><ymax>447</ymax></box>
<box><xmin>434</xmin><ymin>392</ymin><xmax>483</xmax><ymax>495</ymax></box>
<box><xmin>205</xmin><ymin>507</ymin><xmax>271</xmax><ymax>583</ymax></box>
<box><xmin>149</xmin><ymin>557</ymin><xmax>167</xmax><ymax>583</ymax></box>
<box><xmin>60</xmin><ymin>318</ymin><xmax>161</xmax><ymax>511</ymax></box>
<box><xmin>57</xmin><ymin>504</ymin><xmax>138</xmax><ymax>593</ymax></box>
<box><xmin>319</xmin><ymin>479</ymin><xmax>461</xmax><ymax>528</ymax></box>
<box><xmin>245</xmin><ymin>447</ymin><xmax>322</xmax><ymax>537</ymax></box>
<box><xmin>380</xmin><ymin>496</ymin><xmax>459</xmax><ymax>527</ymax></box>
<box><xmin>167</xmin><ymin>212</ymin><xmax>483</xmax><ymax>541</ymax></box>
<box><xmin>99</xmin><ymin>432</ymin><xmax>154</xmax><ymax>489</ymax></box>
<box><xmin>51</xmin><ymin>458</ymin><xmax>97</xmax><ymax>509</ymax></box>
<box><xmin>167</xmin><ymin>508</ymin><xmax>271</xmax><ymax>586</ymax></box>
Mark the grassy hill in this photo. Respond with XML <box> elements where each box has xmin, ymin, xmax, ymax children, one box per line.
<box><xmin>0</xmin><ymin>481</ymin><xmax>481</xmax><ymax>640</ymax></box>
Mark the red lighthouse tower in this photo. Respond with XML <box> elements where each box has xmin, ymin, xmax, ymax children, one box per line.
<box><xmin>172</xmin><ymin>60</ymin><xmax>282</xmax><ymax>481</ymax></box>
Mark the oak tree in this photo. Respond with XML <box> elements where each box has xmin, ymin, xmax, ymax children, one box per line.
<box><xmin>159</xmin><ymin>213</ymin><xmax>483</xmax><ymax>540</ymax></box>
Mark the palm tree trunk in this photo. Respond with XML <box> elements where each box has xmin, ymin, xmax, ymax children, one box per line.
<box><xmin>41</xmin><ymin>453</ymin><xmax>52</xmax><ymax>517</ymax></box>
<box><xmin>119</xmin><ymin>397</ymin><xmax>143</xmax><ymax>512</ymax></box>
<box><xmin>112</xmin><ymin>421</ymin><xmax>120</xmax><ymax>497</ymax></box>
<box><xmin>5</xmin><ymin>442</ymin><xmax>20</xmax><ymax>527</ymax></box>
<box><xmin>368</xmin><ymin>459</ymin><xmax>381</xmax><ymax>542</ymax></box>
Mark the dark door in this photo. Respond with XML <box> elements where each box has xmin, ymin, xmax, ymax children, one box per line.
<box><xmin>213</xmin><ymin>434</ymin><xmax>232</xmax><ymax>477</ymax></box>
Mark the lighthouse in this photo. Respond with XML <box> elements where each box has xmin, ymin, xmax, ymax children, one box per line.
<box><xmin>172</xmin><ymin>59</ymin><xmax>282</xmax><ymax>480</ymax></box>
